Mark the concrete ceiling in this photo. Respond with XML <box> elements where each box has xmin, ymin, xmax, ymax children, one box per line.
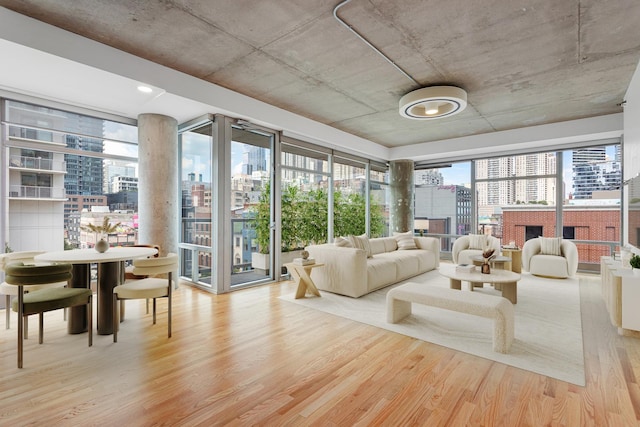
<box><xmin>1</xmin><ymin>0</ymin><xmax>639</xmax><ymax>149</ymax></box>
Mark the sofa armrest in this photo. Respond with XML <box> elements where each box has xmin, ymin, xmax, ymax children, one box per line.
<box><xmin>305</xmin><ymin>244</ymin><xmax>369</xmax><ymax>297</ymax></box>
<box><xmin>414</xmin><ymin>236</ymin><xmax>440</xmax><ymax>267</ymax></box>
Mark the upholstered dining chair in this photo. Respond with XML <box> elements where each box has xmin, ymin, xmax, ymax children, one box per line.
<box><xmin>122</xmin><ymin>244</ymin><xmax>160</xmax><ymax>317</ymax></box>
<box><xmin>112</xmin><ymin>253</ymin><xmax>177</xmax><ymax>342</ymax></box>
<box><xmin>1</xmin><ymin>251</ymin><xmax>67</xmax><ymax>332</ymax></box>
<box><xmin>4</xmin><ymin>262</ymin><xmax>93</xmax><ymax>368</ymax></box>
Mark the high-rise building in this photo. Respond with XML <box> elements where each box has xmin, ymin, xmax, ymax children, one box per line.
<box><xmin>572</xmin><ymin>147</ymin><xmax>620</xmax><ymax>199</ymax></box>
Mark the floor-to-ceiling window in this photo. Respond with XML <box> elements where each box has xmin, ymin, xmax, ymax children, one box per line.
<box><xmin>280</xmin><ymin>140</ymin><xmax>330</xmax><ymax>247</ymax></box>
<box><xmin>178</xmin><ymin>119</ymin><xmax>214</xmax><ymax>288</ymax></box>
<box><xmin>414</xmin><ymin>143</ymin><xmax>622</xmax><ymax>271</ymax></box>
<box><xmin>414</xmin><ymin>162</ymin><xmax>472</xmax><ymax>255</ymax></box>
<box><xmin>562</xmin><ymin>145</ymin><xmax>621</xmax><ymax>271</ymax></box>
<box><xmin>2</xmin><ymin>98</ymin><xmax>138</xmax><ymax>253</ymax></box>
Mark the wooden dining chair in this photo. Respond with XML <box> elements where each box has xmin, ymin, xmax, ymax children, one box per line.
<box><xmin>112</xmin><ymin>253</ymin><xmax>177</xmax><ymax>342</ymax></box>
<box><xmin>4</xmin><ymin>262</ymin><xmax>93</xmax><ymax>368</ymax></box>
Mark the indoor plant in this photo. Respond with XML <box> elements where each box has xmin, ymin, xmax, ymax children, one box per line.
<box><xmin>630</xmin><ymin>254</ymin><xmax>640</xmax><ymax>275</ymax></box>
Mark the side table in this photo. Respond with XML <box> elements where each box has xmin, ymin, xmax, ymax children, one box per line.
<box><xmin>501</xmin><ymin>248</ymin><xmax>522</xmax><ymax>273</ymax></box>
<box><xmin>285</xmin><ymin>263</ymin><xmax>324</xmax><ymax>299</ymax></box>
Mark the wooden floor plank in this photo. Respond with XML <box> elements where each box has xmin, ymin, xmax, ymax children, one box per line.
<box><xmin>0</xmin><ymin>274</ymin><xmax>639</xmax><ymax>425</ymax></box>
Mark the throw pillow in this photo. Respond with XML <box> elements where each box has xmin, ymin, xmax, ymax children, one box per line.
<box><xmin>540</xmin><ymin>236</ymin><xmax>562</xmax><ymax>256</ymax></box>
<box><xmin>334</xmin><ymin>236</ymin><xmax>353</xmax><ymax>247</ymax></box>
<box><xmin>468</xmin><ymin>234</ymin><xmax>487</xmax><ymax>250</ymax></box>
<box><xmin>393</xmin><ymin>231</ymin><xmax>418</xmax><ymax>250</ymax></box>
<box><xmin>350</xmin><ymin>234</ymin><xmax>372</xmax><ymax>258</ymax></box>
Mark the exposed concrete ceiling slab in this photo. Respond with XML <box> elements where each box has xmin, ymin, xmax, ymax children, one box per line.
<box><xmin>0</xmin><ymin>0</ymin><xmax>639</xmax><ymax>150</ymax></box>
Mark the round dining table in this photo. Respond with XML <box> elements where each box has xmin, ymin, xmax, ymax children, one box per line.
<box><xmin>35</xmin><ymin>246</ymin><xmax>158</xmax><ymax>335</ymax></box>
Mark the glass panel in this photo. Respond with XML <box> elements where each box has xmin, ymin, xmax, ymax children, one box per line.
<box><xmin>477</xmin><ymin>153</ymin><xmax>557</xmax><ymax>247</ymax></box>
<box><xmin>7</xmin><ymin>100</ymin><xmax>137</xmax><ymax>143</ymax></box>
<box><xmin>370</xmin><ymin>169</ymin><xmax>389</xmax><ymax>237</ymax></box>
<box><xmin>281</xmin><ymin>170</ymin><xmax>330</xmax><ymax>246</ymax></box>
<box><xmin>333</xmin><ymin>161</ymin><xmax>367</xmax><ymax>236</ymax></box>
<box><xmin>233</xmin><ymin>128</ymin><xmax>272</xmax><ymax>287</ymax></box>
<box><xmin>179</xmin><ymin>123</ymin><xmax>213</xmax><ymax>287</ymax></box>
<box><xmin>415</xmin><ymin>162</ymin><xmax>471</xmax><ymax>253</ymax></box>
<box><xmin>563</xmin><ymin>146</ymin><xmax>621</xmax><ymax>269</ymax></box>
<box><xmin>4</xmin><ymin>99</ymin><xmax>139</xmax><ymax>253</ymax></box>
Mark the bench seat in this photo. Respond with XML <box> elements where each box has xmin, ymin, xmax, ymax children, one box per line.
<box><xmin>386</xmin><ymin>281</ymin><xmax>514</xmax><ymax>353</ymax></box>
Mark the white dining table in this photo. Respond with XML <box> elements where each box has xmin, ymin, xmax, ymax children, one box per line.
<box><xmin>35</xmin><ymin>246</ymin><xmax>158</xmax><ymax>335</ymax></box>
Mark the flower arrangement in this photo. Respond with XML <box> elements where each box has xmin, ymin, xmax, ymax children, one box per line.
<box><xmin>481</xmin><ymin>247</ymin><xmax>496</xmax><ymax>274</ymax></box>
<box><xmin>630</xmin><ymin>254</ymin><xmax>640</xmax><ymax>270</ymax></box>
<box><xmin>80</xmin><ymin>216</ymin><xmax>121</xmax><ymax>235</ymax></box>
<box><xmin>80</xmin><ymin>216</ymin><xmax>122</xmax><ymax>253</ymax></box>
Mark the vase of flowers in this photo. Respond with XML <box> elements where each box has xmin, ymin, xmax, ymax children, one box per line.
<box><xmin>481</xmin><ymin>247</ymin><xmax>496</xmax><ymax>274</ymax></box>
<box><xmin>81</xmin><ymin>216</ymin><xmax>121</xmax><ymax>253</ymax></box>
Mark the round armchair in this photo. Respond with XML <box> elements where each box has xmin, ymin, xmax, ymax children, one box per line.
<box><xmin>452</xmin><ymin>234</ymin><xmax>501</xmax><ymax>265</ymax></box>
<box><xmin>522</xmin><ymin>237</ymin><xmax>578</xmax><ymax>278</ymax></box>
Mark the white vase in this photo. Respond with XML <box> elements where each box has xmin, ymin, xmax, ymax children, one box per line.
<box><xmin>633</xmin><ymin>268</ymin><xmax>640</xmax><ymax>276</ymax></box>
<box><xmin>95</xmin><ymin>238</ymin><xmax>109</xmax><ymax>253</ymax></box>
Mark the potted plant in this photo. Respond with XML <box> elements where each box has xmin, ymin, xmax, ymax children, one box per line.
<box><xmin>80</xmin><ymin>216</ymin><xmax>122</xmax><ymax>253</ymax></box>
<box><xmin>630</xmin><ymin>254</ymin><xmax>640</xmax><ymax>275</ymax></box>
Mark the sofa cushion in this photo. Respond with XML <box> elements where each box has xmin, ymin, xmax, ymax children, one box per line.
<box><xmin>530</xmin><ymin>254</ymin><xmax>569</xmax><ymax>278</ymax></box>
<box><xmin>468</xmin><ymin>234</ymin><xmax>487</xmax><ymax>249</ymax></box>
<box><xmin>350</xmin><ymin>234</ymin><xmax>372</xmax><ymax>258</ymax></box>
<box><xmin>376</xmin><ymin>251</ymin><xmax>420</xmax><ymax>280</ymax></box>
<box><xmin>393</xmin><ymin>231</ymin><xmax>418</xmax><ymax>250</ymax></box>
<box><xmin>334</xmin><ymin>236</ymin><xmax>353</xmax><ymax>247</ymax></box>
<box><xmin>366</xmin><ymin>256</ymin><xmax>398</xmax><ymax>290</ymax></box>
<box><xmin>540</xmin><ymin>237</ymin><xmax>562</xmax><ymax>256</ymax></box>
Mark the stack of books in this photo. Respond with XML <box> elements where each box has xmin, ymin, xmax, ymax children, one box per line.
<box><xmin>456</xmin><ymin>263</ymin><xmax>475</xmax><ymax>273</ymax></box>
<box><xmin>293</xmin><ymin>257</ymin><xmax>315</xmax><ymax>266</ymax></box>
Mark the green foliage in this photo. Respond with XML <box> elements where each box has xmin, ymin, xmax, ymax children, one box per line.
<box><xmin>631</xmin><ymin>254</ymin><xmax>640</xmax><ymax>269</ymax></box>
<box><xmin>250</xmin><ymin>183</ymin><xmax>386</xmax><ymax>253</ymax></box>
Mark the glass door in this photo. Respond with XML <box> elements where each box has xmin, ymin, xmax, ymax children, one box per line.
<box><xmin>230</xmin><ymin>126</ymin><xmax>274</xmax><ymax>288</ymax></box>
<box><xmin>178</xmin><ymin>119</ymin><xmax>214</xmax><ymax>288</ymax></box>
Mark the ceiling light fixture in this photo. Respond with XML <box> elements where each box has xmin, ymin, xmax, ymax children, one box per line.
<box><xmin>137</xmin><ymin>85</ymin><xmax>153</xmax><ymax>93</ymax></box>
<box><xmin>399</xmin><ymin>86</ymin><xmax>467</xmax><ymax>120</ymax></box>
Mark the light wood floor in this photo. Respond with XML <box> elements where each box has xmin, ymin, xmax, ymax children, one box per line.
<box><xmin>1</xmin><ymin>274</ymin><xmax>639</xmax><ymax>426</ymax></box>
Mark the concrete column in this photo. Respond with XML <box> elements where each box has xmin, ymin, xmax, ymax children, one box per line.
<box><xmin>389</xmin><ymin>160</ymin><xmax>414</xmax><ymax>234</ymax></box>
<box><xmin>137</xmin><ymin>113</ymin><xmax>178</xmax><ymax>256</ymax></box>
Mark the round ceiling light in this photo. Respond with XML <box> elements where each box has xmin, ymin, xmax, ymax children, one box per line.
<box><xmin>399</xmin><ymin>86</ymin><xmax>467</xmax><ymax>120</ymax></box>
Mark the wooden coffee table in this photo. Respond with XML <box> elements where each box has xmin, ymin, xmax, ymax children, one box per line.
<box><xmin>439</xmin><ymin>265</ymin><xmax>520</xmax><ymax>304</ymax></box>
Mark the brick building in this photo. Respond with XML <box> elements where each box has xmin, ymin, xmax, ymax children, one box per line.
<box><xmin>502</xmin><ymin>204</ymin><xmax>619</xmax><ymax>265</ymax></box>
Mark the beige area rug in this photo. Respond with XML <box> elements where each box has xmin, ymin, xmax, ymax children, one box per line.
<box><xmin>280</xmin><ymin>265</ymin><xmax>585</xmax><ymax>386</ymax></box>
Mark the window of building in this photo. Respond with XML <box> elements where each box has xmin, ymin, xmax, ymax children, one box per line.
<box><xmin>563</xmin><ymin>226</ymin><xmax>575</xmax><ymax>239</ymax></box>
<box><xmin>525</xmin><ymin>226</ymin><xmax>543</xmax><ymax>241</ymax></box>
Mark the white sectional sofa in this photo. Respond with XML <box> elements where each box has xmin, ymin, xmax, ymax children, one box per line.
<box><xmin>305</xmin><ymin>235</ymin><xmax>440</xmax><ymax>298</ymax></box>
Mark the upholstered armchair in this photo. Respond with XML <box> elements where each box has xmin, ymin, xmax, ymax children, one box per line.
<box><xmin>452</xmin><ymin>234</ymin><xmax>501</xmax><ymax>265</ymax></box>
<box><xmin>522</xmin><ymin>237</ymin><xmax>578</xmax><ymax>278</ymax></box>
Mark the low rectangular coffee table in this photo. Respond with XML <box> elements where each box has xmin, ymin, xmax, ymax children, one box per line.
<box><xmin>439</xmin><ymin>265</ymin><xmax>520</xmax><ymax>304</ymax></box>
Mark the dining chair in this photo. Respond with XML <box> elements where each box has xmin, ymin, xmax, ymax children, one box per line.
<box><xmin>1</xmin><ymin>251</ymin><xmax>67</xmax><ymax>333</ymax></box>
<box><xmin>112</xmin><ymin>253</ymin><xmax>177</xmax><ymax>342</ymax></box>
<box><xmin>4</xmin><ymin>262</ymin><xmax>93</xmax><ymax>368</ymax></box>
<box><xmin>122</xmin><ymin>244</ymin><xmax>160</xmax><ymax>316</ymax></box>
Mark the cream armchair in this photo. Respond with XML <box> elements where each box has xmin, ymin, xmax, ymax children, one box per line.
<box><xmin>522</xmin><ymin>237</ymin><xmax>578</xmax><ymax>278</ymax></box>
<box><xmin>452</xmin><ymin>235</ymin><xmax>501</xmax><ymax>265</ymax></box>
